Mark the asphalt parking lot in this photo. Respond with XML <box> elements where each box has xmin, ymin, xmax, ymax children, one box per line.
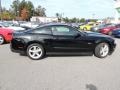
<box><xmin>0</xmin><ymin>39</ymin><xmax>120</xmax><ymax>90</ymax></box>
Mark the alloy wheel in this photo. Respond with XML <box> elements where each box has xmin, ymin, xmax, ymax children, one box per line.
<box><xmin>28</xmin><ymin>45</ymin><xmax>43</xmax><ymax>59</ymax></box>
<box><xmin>99</xmin><ymin>44</ymin><xmax>109</xmax><ymax>57</ymax></box>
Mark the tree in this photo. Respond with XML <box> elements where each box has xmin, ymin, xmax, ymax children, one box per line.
<box><xmin>21</xmin><ymin>8</ymin><xmax>29</xmax><ymax>20</ymax></box>
<box><xmin>9</xmin><ymin>0</ymin><xmax>46</xmax><ymax>21</ymax></box>
<box><xmin>0</xmin><ymin>7</ymin><xmax>15</xmax><ymax>20</ymax></box>
<box><xmin>19</xmin><ymin>0</ymin><xmax>34</xmax><ymax>20</ymax></box>
<box><xmin>55</xmin><ymin>13</ymin><xmax>62</xmax><ymax>22</ymax></box>
<box><xmin>56</xmin><ymin>13</ymin><xmax>59</xmax><ymax>18</ymax></box>
<box><xmin>80</xmin><ymin>18</ymin><xmax>85</xmax><ymax>23</ymax></box>
<box><xmin>0</xmin><ymin>11</ymin><xmax>15</xmax><ymax>20</ymax></box>
<box><xmin>70</xmin><ymin>17</ymin><xmax>78</xmax><ymax>23</ymax></box>
<box><xmin>2</xmin><ymin>11</ymin><xmax>10</xmax><ymax>20</ymax></box>
<box><xmin>34</xmin><ymin>5</ymin><xmax>46</xmax><ymax>16</ymax></box>
<box><xmin>26</xmin><ymin>1</ymin><xmax>34</xmax><ymax>18</ymax></box>
<box><xmin>11</xmin><ymin>0</ymin><xmax>20</xmax><ymax>16</ymax></box>
<box><xmin>62</xmin><ymin>17</ymin><xmax>86</xmax><ymax>23</ymax></box>
<box><xmin>63</xmin><ymin>17</ymin><xmax>69</xmax><ymax>23</ymax></box>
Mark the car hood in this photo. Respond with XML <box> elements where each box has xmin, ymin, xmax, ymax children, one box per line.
<box><xmin>0</xmin><ymin>28</ymin><xmax>13</xmax><ymax>33</ymax></box>
<box><xmin>7</xmin><ymin>26</ymin><xmax>25</xmax><ymax>31</ymax></box>
<box><xmin>86</xmin><ymin>31</ymin><xmax>112</xmax><ymax>38</ymax></box>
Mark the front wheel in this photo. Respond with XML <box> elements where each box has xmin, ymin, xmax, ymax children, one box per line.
<box><xmin>83</xmin><ymin>27</ymin><xmax>87</xmax><ymax>31</ymax></box>
<box><xmin>27</xmin><ymin>43</ymin><xmax>45</xmax><ymax>60</ymax></box>
<box><xmin>94</xmin><ymin>43</ymin><xmax>109</xmax><ymax>58</ymax></box>
<box><xmin>0</xmin><ymin>35</ymin><xmax>4</xmax><ymax>45</ymax></box>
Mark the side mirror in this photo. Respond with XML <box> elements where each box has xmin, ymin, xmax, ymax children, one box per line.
<box><xmin>74</xmin><ymin>33</ymin><xmax>81</xmax><ymax>38</ymax></box>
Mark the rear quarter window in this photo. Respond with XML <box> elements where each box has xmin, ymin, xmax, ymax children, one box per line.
<box><xmin>30</xmin><ymin>27</ymin><xmax>52</xmax><ymax>35</ymax></box>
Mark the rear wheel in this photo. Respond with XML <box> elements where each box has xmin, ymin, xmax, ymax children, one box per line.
<box><xmin>0</xmin><ymin>35</ymin><xmax>4</xmax><ymax>45</ymax></box>
<box><xmin>27</xmin><ymin>43</ymin><xmax>45</xmax><ymax>60</ymax></box>
<box><xmin>83</xmin><ymin>27</ymin><xmax>87</xmax><ymax>31</ymax></box>
<box><xmin>94</xmin><ymin>43</ymin><xmax>109</xmax><ymax>58</ymax></box>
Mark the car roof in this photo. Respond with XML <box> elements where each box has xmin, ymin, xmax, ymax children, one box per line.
<box><xmin>38</xmin><ymin>23</ymin><xmax>71</xmax><ymax>28</ymax></box>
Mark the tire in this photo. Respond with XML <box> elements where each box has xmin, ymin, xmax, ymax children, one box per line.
<box><xmin>83</xmin><ymin>27</ymin><xmax>87</xmax><ymax>31</ymax></box>
<box><xmin>0</xmin><ymin>35</ymin><xmax>4</xmax><ymax>45</ymax></box>
<box><xmin>27</xmin><ymin>43</ymin><xmax>45</xmax><ymax>60</ymax></box>
<box><xmin>94</xmin><ymin>43</ymin><xmax>109</xmax><ymax>58</ymax></box>
<box><xmin>108</xmin><ymin>31</ymin><xmax>112</xmax><ymax>36</ymax></box>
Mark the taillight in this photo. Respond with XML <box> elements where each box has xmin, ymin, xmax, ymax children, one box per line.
<box><xmin>8</xmin><ymin>33</ymin><xmax>12</xmax><ymax>35</ymax></box>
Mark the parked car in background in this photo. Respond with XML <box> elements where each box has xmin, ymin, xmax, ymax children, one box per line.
<box><xmin>68</xmin><ymin>23</ymin><xmax>81</xmax><ymax>29</ymax></box>
<box><xmin>112</xmin><ymin>28</ymin><xmax>120</xmax><ymax>38</ymax></box>
<box><xmin>80</xmin><ymin>22</ymin><xmax>98</xmax><ymax>31</ymax></box>
<box><xmin>11</xmin><ymin>23</ymin><xmax>116</xmax><ymax>60</ymax></box>
<box><xmin>20</xmin><ymin>22</ymin><xmax>39</xmax><ymax>28</ymax></box>
<box><xmin>91</xmin><ymin>23</ymin><xmax>113</xmax><ymax>32</ymax></box>
<box><xmin>99</xmin><ymin>24</ymin><xmax>120</xmax><ymax>35</ymax></box>
<box><xmin>0</xmin><ymin>28</ymin><xmax>13</xmax><ymax>44</ymax></box>
<box><xmin>0</xmin><ymin>22</ymin><xmax>25</xmax><ymax>31</ymax></box>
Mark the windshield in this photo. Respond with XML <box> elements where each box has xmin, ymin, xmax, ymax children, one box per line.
<box><xmin>0</xmin><ymin>22</ymin><xmax>11</xmax><ymax>27</ymax></box>
<box><xmin>0</xmin><ymin>23</ymin><xmax>7</xmax><ymax>27</ymax></box>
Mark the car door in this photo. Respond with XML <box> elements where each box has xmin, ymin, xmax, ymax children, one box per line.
<box><xmin>51</xmin><ymin>25</ymin><xmax>91</xmax><ymax>52</ymax></box>
<box><xmin>29</xmin><ymin>26</ymin><xmax>54</xmax><ymax>52</ymax></box>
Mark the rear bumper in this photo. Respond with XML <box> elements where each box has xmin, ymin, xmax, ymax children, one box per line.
<box><xmin>11</xmin><ymin>46</ymin><xmax>25</xmax><ymax>54</ymax></box>
<box><xmin>10</xmin><ymin>39</ymin><xmax>26</xmax><ymax>54</ymax></box>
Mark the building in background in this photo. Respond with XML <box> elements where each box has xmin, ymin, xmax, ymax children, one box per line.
<box><xmin>0</xmin><ymin>0</ymin><xmax>2</xmax><ymax>21</ymax></box>
<box><xmin>31</xmin><ymin>16</ymin><xmax>58</xmax><ymax>23</ymax></box>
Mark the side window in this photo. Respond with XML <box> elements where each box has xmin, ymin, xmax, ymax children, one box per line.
<box><xmin>33</xmin><ymin>27</ymin><xmax>52</xmax><ymax>35</ymax></box>
<box><xmin>52</xmin><ymin>26</ymin><xmax>78</xmax><ymax>36</ymax></box>
<box><xmin>89</xmin><ymin>24</ymin><xmax>93</xmax><ymax>26</ymax></box>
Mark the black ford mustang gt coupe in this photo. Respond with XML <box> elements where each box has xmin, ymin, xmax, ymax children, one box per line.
<box><xmin>11</xmin><ymin>23</ymin><xmax>116</xmax><ymax>60</ymax></box>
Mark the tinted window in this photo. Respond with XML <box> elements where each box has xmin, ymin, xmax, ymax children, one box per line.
<box><xmin>52</xmin><ymin>26</ymin><xmax>78</xmax><ymax>36</ymax></box>
<box><xmin>33</xmin><ymin>27</ymin><xmax>52</xmax><ymax>34</ymax></box>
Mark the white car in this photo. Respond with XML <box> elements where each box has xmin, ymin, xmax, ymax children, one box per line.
<box><xmin>6</xmin><ymin>26</ymin><xmax>25</xmax><ymax>31</ymax></box>
<box><xmin>20</xmin><ymin>22</ymin><xmax>39</xmax><ymax>28</ymax></box>
<box><xmin>0</xmin><ymin>23</ymin><xmax>25</xmax><ymax>31</ymax></box>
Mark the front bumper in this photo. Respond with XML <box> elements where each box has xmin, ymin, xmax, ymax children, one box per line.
<box><xmin>109</xmin><ymin>42</ymin><xmax>116</xmax><ymax>55</ymax></box>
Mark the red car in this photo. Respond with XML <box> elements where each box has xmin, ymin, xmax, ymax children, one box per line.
<box><xmin>99</xmin><ymin>24</ymin><xmax>120</xmax><ymax>35</ymax></box>
<box><xmin>0</xmin><ymin>28</ymin><xmax>13</xmax><ymax>44</ymax></box>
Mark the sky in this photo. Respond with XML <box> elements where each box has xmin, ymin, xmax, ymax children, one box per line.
<box><xmin>1</xmin><ymin>0</ymin><xmax>116</xmax><ymax>19</ymax></box>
